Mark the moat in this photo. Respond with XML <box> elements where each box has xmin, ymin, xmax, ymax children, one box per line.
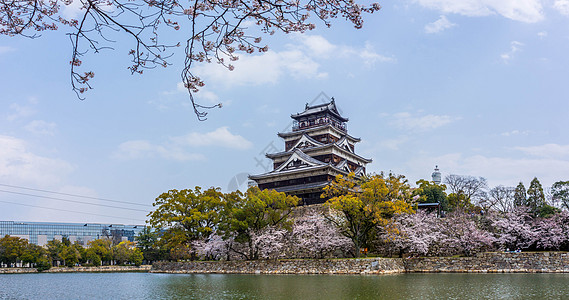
<box><xmin>2</xmin><ymin>272</ymin><xmax>569</xmax><ymax>299</ymax></box>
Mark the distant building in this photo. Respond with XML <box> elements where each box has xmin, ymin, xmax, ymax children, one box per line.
<box><xmin>432</xmin><ymin>165</ymin><xmax>442</xmax><ymax>184</ymax></box>
<box><xmin>249</xmin><ymin>99</ymin><xmax>372</xmax><ymax>205</ymax></box>
<box><xmin>0</xmin><ymin>221</ymin><xmax>144</xmax><ymax>246</ymax></box>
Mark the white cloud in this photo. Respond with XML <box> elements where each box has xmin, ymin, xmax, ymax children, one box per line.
<box><xmin>113</xmin><ymin>140</ymin><xmax>205</xmax><ymax>161</ymax></box>
<box><xmin>514</xmin><ymin>143</ymin><xmax>569</xmax><ymax>159</ymax></box>
<box><xmin>0</xmin><ymin>135</ymin><xmax>74</xmax><ymax>186</ymax></box>
<box><xmin>6</xmin><ymin>102</ymin><xmax>36</xmax><ymax>121</ymax></box>
<box><xmin>295</xmin><ymin>34</ymin><xmax>337</xmax><ymax>57</ymax></box>
<box><xmin>24</xmin><ymin>120</ymin><xmax>57</xmax><ymax>136</ymax></box>
<box><xmin>501</xmin><ymin>41</ymin><xmax>524</xmax><ymax>63</ymax></box>
<box><xmin>195</xmin><ymin>35</ymin><xmax>393</xmax><ymax>87</ymax></box>
<box><xmin>553</xmin><ymin>0</ymin><xmax>569</xmax><ymax>15</ymax></box>
<box><xmin>501</xmin><ymin>130</ymin><xmax>531</xmax><ymax>136</ymax></box>
<box><xmin>356</xmin><ymin>42</ymin><xmax>396</xmax><ymax>67</ymax></box>
<box><xmin>194</xmin><ymin>50</ymin><xmax>325</xmax><ymax>87</ymax></box>
<box><xmin>173</xmin><ymin>127</ymin><xmax>253</xmax><ymax>150</ymax></box>
<box><xmin>295</xmin><ymin>35</ymin><xmax>396</xmax><ymax>65</ymax></box>
<box><xmin>380</xmin><ymin>136</ymin><xmax>410</xmax><ymax>151</ymax></box>
<box><xmin>175</xmin><ymin>82</ymin><xmax>220</xmax><ymax>105</ymax></box>
<box><xmin>389</xmin><ymin>112</ymin><xmax>459</xmax><ymax>132</ymax></box>
<box><xmin>406</xmin><ymin>152</ymin><xmax>569</xmax><ymax>187</ymax></box>
<box><xmin>0</xmin><ymin>46</ymin><xmax>15</xmax><ymax>55</ymax></box>
<box><xmin>61</xmin><ymin>0</ymin><xmax>85</xmax><ymax>19</ymax></box>
<box><xmin>415</xmin><ymin>0</ymin><xmax>544</xmax><ymax>23</ymax></box>
<box><xmin>425</xmin><ymin>15</ymin><xmax>457</xmax><ymax>33</ymax></box>
<box><xmin>537</xmin><ymin>31</ymin><xmax>548</xmax><ymax>38</ymax></box>
<box><xmin>114</xmin><ymin>127</ymin><xmax>252</xmax><ymax>161</ymax></box>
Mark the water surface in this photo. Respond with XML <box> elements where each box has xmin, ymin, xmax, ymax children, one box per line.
<box><xmin>1</xmin><ymin>272</ymin><xmax>568</xmax><ymax>299</ymax></box>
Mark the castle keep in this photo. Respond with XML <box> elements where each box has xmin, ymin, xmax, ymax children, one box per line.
<box><xmin>249</xmin><ymin>99</ymin><xmax>372</xmax><ymax>205</ymax></box>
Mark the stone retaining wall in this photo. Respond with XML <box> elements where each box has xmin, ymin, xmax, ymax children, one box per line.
<box><xmin>151</xmin><ymin>258</ymin><xmax>405</xmax><ymax>275</ymax></box>
<box><xmin>0</xmin><ymin>268</ymin><xmax>38</xmax><ymax>274</ymax></box>
<box><xmin>0</xmin><ymin>265</ymin><xmax>151</xmax><ymax>274</ymax></box>
<box><xmin>152</xmin><ymin>252</ymin><xmax>569</xmax><ymax>274</ymax></box>
<box><xmin>4</xmin><ymin>253</ymin><xmax>569</xmax><ymax>274</ymax></box>
<box><xmin>404</xmin><ymin>252</ymin><xmax>569</xmax><ymax>273</ymax></box>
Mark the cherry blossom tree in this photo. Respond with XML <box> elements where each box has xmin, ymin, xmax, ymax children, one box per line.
<box><xmin>439</xmin><ymin>211</ymin><xmax>495</xmax><ymax>257</ymax></box>
<box><xmin>251</xmin><ymin>226</ymin><xmax>288</xmax><ymax>259</ymax></box>
<box><xmin>291</xmin><ymin>213</ymin><xmax>352</xmax><ymax>258</ymax></box>
<box><xmin>192</xmin><ymin>233</ymin><xmax>233</xmax><ymax>260</ymax></box>
<box><xmin>486</xmin><ymin>208</ymin><xmax>537</xmax><ymax>251</ymax></box>
<box><xmin>380</xmin><ymin>211</ymin><xmax>441</xmax><ymax>257</ymax></box>
<box><xmin>533</xmin><ymin>212</ymin><xmax>569</xmax><ymax>251</ymax></box>
<box><xmin>1</xmin><ymin>0</ymin><xmax>381</xmax><ymax>120</ymax></box>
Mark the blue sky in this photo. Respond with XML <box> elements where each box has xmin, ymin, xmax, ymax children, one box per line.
<box><xmin>1</xmin><ymin>0</ymin><xmax>569</xmax><ymax>224</ymax></box>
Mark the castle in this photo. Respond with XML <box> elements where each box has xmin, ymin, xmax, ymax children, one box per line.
<box><xmin>249</xmin><ymin>99</ymin><xmax>372</xmax><ymax>205</ymax></box>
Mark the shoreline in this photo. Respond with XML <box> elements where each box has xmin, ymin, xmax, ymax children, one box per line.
<box><xmin>0</xmin><ymin>265</ymin><xmax>151</xmax><ymax>274</ymax></box>
<box><xmin>151</xmin><ymin>252</ymin><xmax>569</xmax><ymax>275</ymax></box>
<box><xmin>3</xmin><ymin>252</ymin><xmax>569</xmax><ymax>274</ymax></box>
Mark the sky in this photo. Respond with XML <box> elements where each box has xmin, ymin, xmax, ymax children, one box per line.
<box><xmin>1</xmin><ymin>0</ymin><xmax>569</xmax><ymax>224</ymax></box>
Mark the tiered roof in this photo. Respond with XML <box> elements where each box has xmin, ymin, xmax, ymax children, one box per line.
<box><xmin>291</xmin><ymin>100</ymin><xmax>348</xmax><ymax>122</ymax></box>
<box><xmin>249</xmin><ymin>99</ymin><xmax>372</xmax><ymax>204</ymax></box>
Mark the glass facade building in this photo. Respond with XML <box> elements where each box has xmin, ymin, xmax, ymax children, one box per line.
<box><xmin>0</xmin><ymin>221</ymin><xmax>145</xmax><ymax>246</ymax></box>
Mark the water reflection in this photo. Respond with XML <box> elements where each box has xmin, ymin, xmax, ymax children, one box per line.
<box><xmin>1</xmin><ymin>272</ymin><xmax>568</xmax><ymax>299</ymax></box>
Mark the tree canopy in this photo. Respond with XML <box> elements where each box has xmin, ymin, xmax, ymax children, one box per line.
<box><xmin>148</xmin><ymin>187</ymin><xmax>224</xmax><ymax>250</ymax></box>
<box><xmin>219</xmin><ymin>187</ymin><xmax>299</xmax><ymax>260</ymax></box>
<box><xmin>552</xmin><ymin>181</ymin><xmax>569</xmax><ymax>210</ymax></box>
<box><xmin>147</xmin><ymin>186</ymin><xmax>298</xmax><ymax>260</ymax></box>
<box><xmin>414</xmin><ymin>179</ymin><xmax>448</xmax><ymax>212</ymax></box>
<box><xmin>323</xmin><ymin>172</ymin><xmax>414</xmax><ymax>257</ymax></box>
<box><xmin>1</xmin><ymin>0</ymin><xmax>380</xmax><ymax>119</ymax></box>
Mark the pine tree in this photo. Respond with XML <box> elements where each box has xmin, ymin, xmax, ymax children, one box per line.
<box><xmin>513</xmin><ymin>182</ymin><xmax>526</xmax><ymax>207</ymax></box>
<box><xmin>526</xmin><ymin>177</ymin><xmax>545</xmax><ymax>216</ymax></box>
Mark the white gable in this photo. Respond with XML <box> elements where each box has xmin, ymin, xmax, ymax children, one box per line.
<box><xmin>275</xmin><ymin>149</ymin><xmax>325</xmax><ymax>172</ymax></box>
<box><xmin>290</xmin><ymin>134</ymin><xmax>324</xmax><ymax>150</ymax></box>
<box><xmin>335</xmin><ymin>160</ymin><xmax>352</xmax><ymax>173</ymax></box>
<box><xmin>335</xmin><ymin>136</ymin><xmax>354</xmax><ymax>153</ymax></box>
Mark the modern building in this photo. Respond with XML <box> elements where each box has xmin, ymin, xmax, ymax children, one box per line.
<box><xmin>0</xmin><ymin>221</ymin><xmax>145</xmax><ymax>246</ymax></box>
<box><xmin>249</xmin><ymin>99</ymin><xmax>372</xmax><ymax>205</ymax></box>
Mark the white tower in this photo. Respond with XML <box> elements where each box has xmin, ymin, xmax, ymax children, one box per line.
<box><xmin>431</xmin><ymin>165</ymin><xmax>441</xmax><ymax>184</ymax></box>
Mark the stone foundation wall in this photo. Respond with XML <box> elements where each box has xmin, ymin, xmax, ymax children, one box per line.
<box><xmin>404</xmin><ymin>252</ymin><xmax>569</xmax><ymax>273</ymax></box>
<box><xmin>152</xmin><ymin>252</ymin><xmax>569</xmax><ymax>274</ymax></box>
<box><xmin>151</xmin><ymin>258</ymin><xmax>405</xmax><ymax>274</ymax></box>
<box><xmin>0</xmin><ymin>265</ymin><xmax>151</xmax><ymax>274</ymax></box>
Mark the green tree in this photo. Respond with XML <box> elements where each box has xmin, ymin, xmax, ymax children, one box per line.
<box><xmin>0</xmin><ymin>235</ymin><xmax>28</xmax><ymax>267</ymax></box>
<box><xmin>46</xmin><ymin>239</ymin><xmax>65</xmax><ymax>266</ymax></box>
<box><xmin>60</xmin><ymin>245</ymin><xmax>80</xmax><ymax>266</ymax></box>
<box><xmin>414</xmin><ymin>179</ymin><xmax>449</xmax><ymax>212</ymax></box>
<box><xmin>61</xmin><ymin>236</ymin><xmax>71</xmax><ymax>247</ymax></box>
<box><xmin>72</xmin><ymin>242</ymin><xmax>87</xmax><ymax>265</ymax></box>
<box><xmin>220</xmin><ymin>187</ymin><xmax>299</xmax><ymax>260</ymax></box>
<box><xmin>113</xmin><ymin>241</ymin><xmax>136</xmax><ymax>265</ymax></box>
<box><xmin>35</xmin><ymin>257</ymin><xmax>52</xmax><ymax>272</ymax></box>
<box><xmin>538</xmin><ymin>205</ymin><xmax>560</xmax><ymax>218</ymax></box>
<box><xmin>527</xmin><ymin>177</ymin><xmax>546</xmax><ymax>216</ymax></box>
<box><xmin>148</xmin><ymin>187</ymin><xmax>224</xmax><ymax>252</ymax></box>
<box><xmin>88</xmin><ymin>239</ymin><xmax>113</xmax><ymax>265</ymax></box>
<box><xmin>447</xmin><ymin>192</ymin><xmax>473</xmax><ymax>211</ymax></box>
<box><xmin>323</xmin><ymin>173</ymin><xmax>414</xmax><ymax>257</ymax></box>
<box><xmin>84</xmin><ymin>248</ymin><xmax>102</xmax><ymax>266</ymax></box>
<box><xmin>135</xmin><ymin>227</ymin><xmax>164</xmax><ymax>263</ymax></box>
<box><xmin>444</xmin><ymin>174</ymin><xmax>488</xmax><ymax>206</ymax></box>
<box><xmin>20</xmin><ymin>243</ymin><xmax>47</xmax><ymax>267</ymax></box>
<box><xmin>552</xmin><ymin>181</ymin><xmax>569</xmax><ymax>210</ymax></box>
<box><xmin>130</xmin><ymin>248</ymin><xmax>144</xmax><ymax>266</ymax></box>
<box><xmin>513</xmin><ymin>182</ymin><xmax>527</xmax><ymax>207</ymax></box>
